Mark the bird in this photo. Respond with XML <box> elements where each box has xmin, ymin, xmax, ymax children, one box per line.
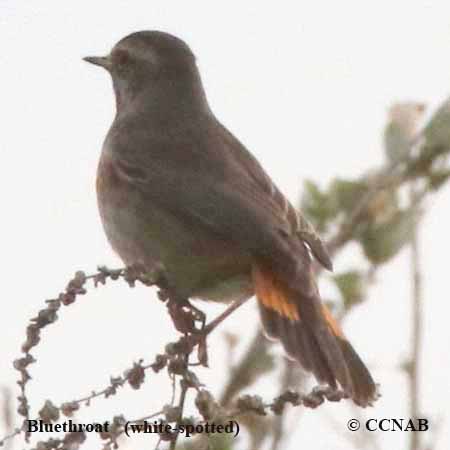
<box><xmin>84</xmin><ymin>30</ymin><xmax>377</xmax><ymax>407</ymax></box>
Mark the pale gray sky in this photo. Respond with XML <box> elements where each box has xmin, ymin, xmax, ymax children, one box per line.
<box><xmin>1</xmin><ymin>1</ymin><xmax>449</xmax><ymax>449</ymax></box>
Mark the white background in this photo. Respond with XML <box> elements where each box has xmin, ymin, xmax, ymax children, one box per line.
<box><xmin>1</xmin><ymin>1</ymin><xmax>449</xmax><ymax>449</ymax></box>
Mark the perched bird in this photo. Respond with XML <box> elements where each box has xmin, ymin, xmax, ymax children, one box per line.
<box><xmin>84</xmin><ymin>31</ymin><xmax>376</xmax><ymax>406</ymax></box>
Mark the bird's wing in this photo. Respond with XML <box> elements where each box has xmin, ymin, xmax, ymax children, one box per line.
<box><xmin>215</xmin><ymin>121</ymin><xmax>333</xmax><ymax>270</ymax></box>
<box><xmin>110</xmin><ymin>119</ymin><xmax>331</xmax><ymax>269</ymax></box>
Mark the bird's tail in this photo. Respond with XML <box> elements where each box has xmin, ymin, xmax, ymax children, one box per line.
<box><xmin>252</xmin><ymin>262</ymin><xmax>377</xmax><ymax>407</ymax></box>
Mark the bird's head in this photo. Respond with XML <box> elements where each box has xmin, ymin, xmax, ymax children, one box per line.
<box><xmin>84</xmin><ymin>31</ymin><xmax>206</xmax><ymax>112</ymax></box>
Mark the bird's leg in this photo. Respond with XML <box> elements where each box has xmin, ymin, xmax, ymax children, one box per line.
<box><xmin>156</xmin><ymin>275</ymin><xmax>206</xmax><ymax>334</ymax></box>
<box><xmin>184</xmin><ymin>302</ymin><xmax>206</xmax><ymax>329</ymax></box>
<box><xmin>193</xmin><ymin>297</ymin><xmax>250</xmax><ymax>366</ymax></box>
<box><xmin>201</xmin><ymin>296</ymin><xmax>249</xmax><ymax>336</ymax></box>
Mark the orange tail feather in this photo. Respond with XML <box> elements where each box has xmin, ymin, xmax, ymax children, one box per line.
<box><xmin>252</xmin><ymin>262</ymin><xmax>377</xmax><ymax>407</ymax></box>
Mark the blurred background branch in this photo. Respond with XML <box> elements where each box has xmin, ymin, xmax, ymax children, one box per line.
<box><xmin>408</xmin><ymin>181</ymin><xmax>423</xmax><ymax>450</ymax></box>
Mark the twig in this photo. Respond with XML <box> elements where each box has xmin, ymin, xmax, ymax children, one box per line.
<box><xmin>170</xmin><ymin>358</ymin><xmax>190</xmax><ymax>450</ymax></box>
<box><xmin>169</xmin><ymin>374</ymin><xmax>177</xmax><ymax>406</ymax></box>
<box><xmin>409</xmin><ymin>182</ymin><xmax>423</xmax><ymax>450</ymax></box>
<box><xmin>0</xmin><ymin>427</ymin><xmax>22</xmax><ymax>448</ymax></box>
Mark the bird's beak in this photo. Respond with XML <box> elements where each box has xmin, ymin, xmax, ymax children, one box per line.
<box><xmin>83</xmin><ymin>55</ymin><xmax>111</xmax><ymax>71</ymax></box>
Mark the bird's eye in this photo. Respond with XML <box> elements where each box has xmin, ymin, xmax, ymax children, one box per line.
<box><xmin>112</xmin><ymin>49</ymin><xmax>130</xmax><ymax>67</ymax></box>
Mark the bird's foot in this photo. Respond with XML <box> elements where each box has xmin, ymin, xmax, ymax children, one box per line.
<box><xmin>154</xmin><ymin>271</ymin><xmax>204</xmax><ymax>334</ymax></box>
<box><xmin>159</xmin><ymin>277</ymin><xmax>248</xmax><ymax>366</ymax></box>
<box><xmin>164</xmin><ymin>296</ymin><xmax>206</xmax><ymax>335</ymax></box>
<box><xmin>162</xmin><ymin>298</ymin><xmax>209</xmax><ymax>366</ymax></box>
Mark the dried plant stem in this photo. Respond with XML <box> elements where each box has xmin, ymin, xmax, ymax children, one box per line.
<box><xmin>169</xmin><ymin>366</ymin><xmax>189</xmax><ymax>450</ymax></box>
